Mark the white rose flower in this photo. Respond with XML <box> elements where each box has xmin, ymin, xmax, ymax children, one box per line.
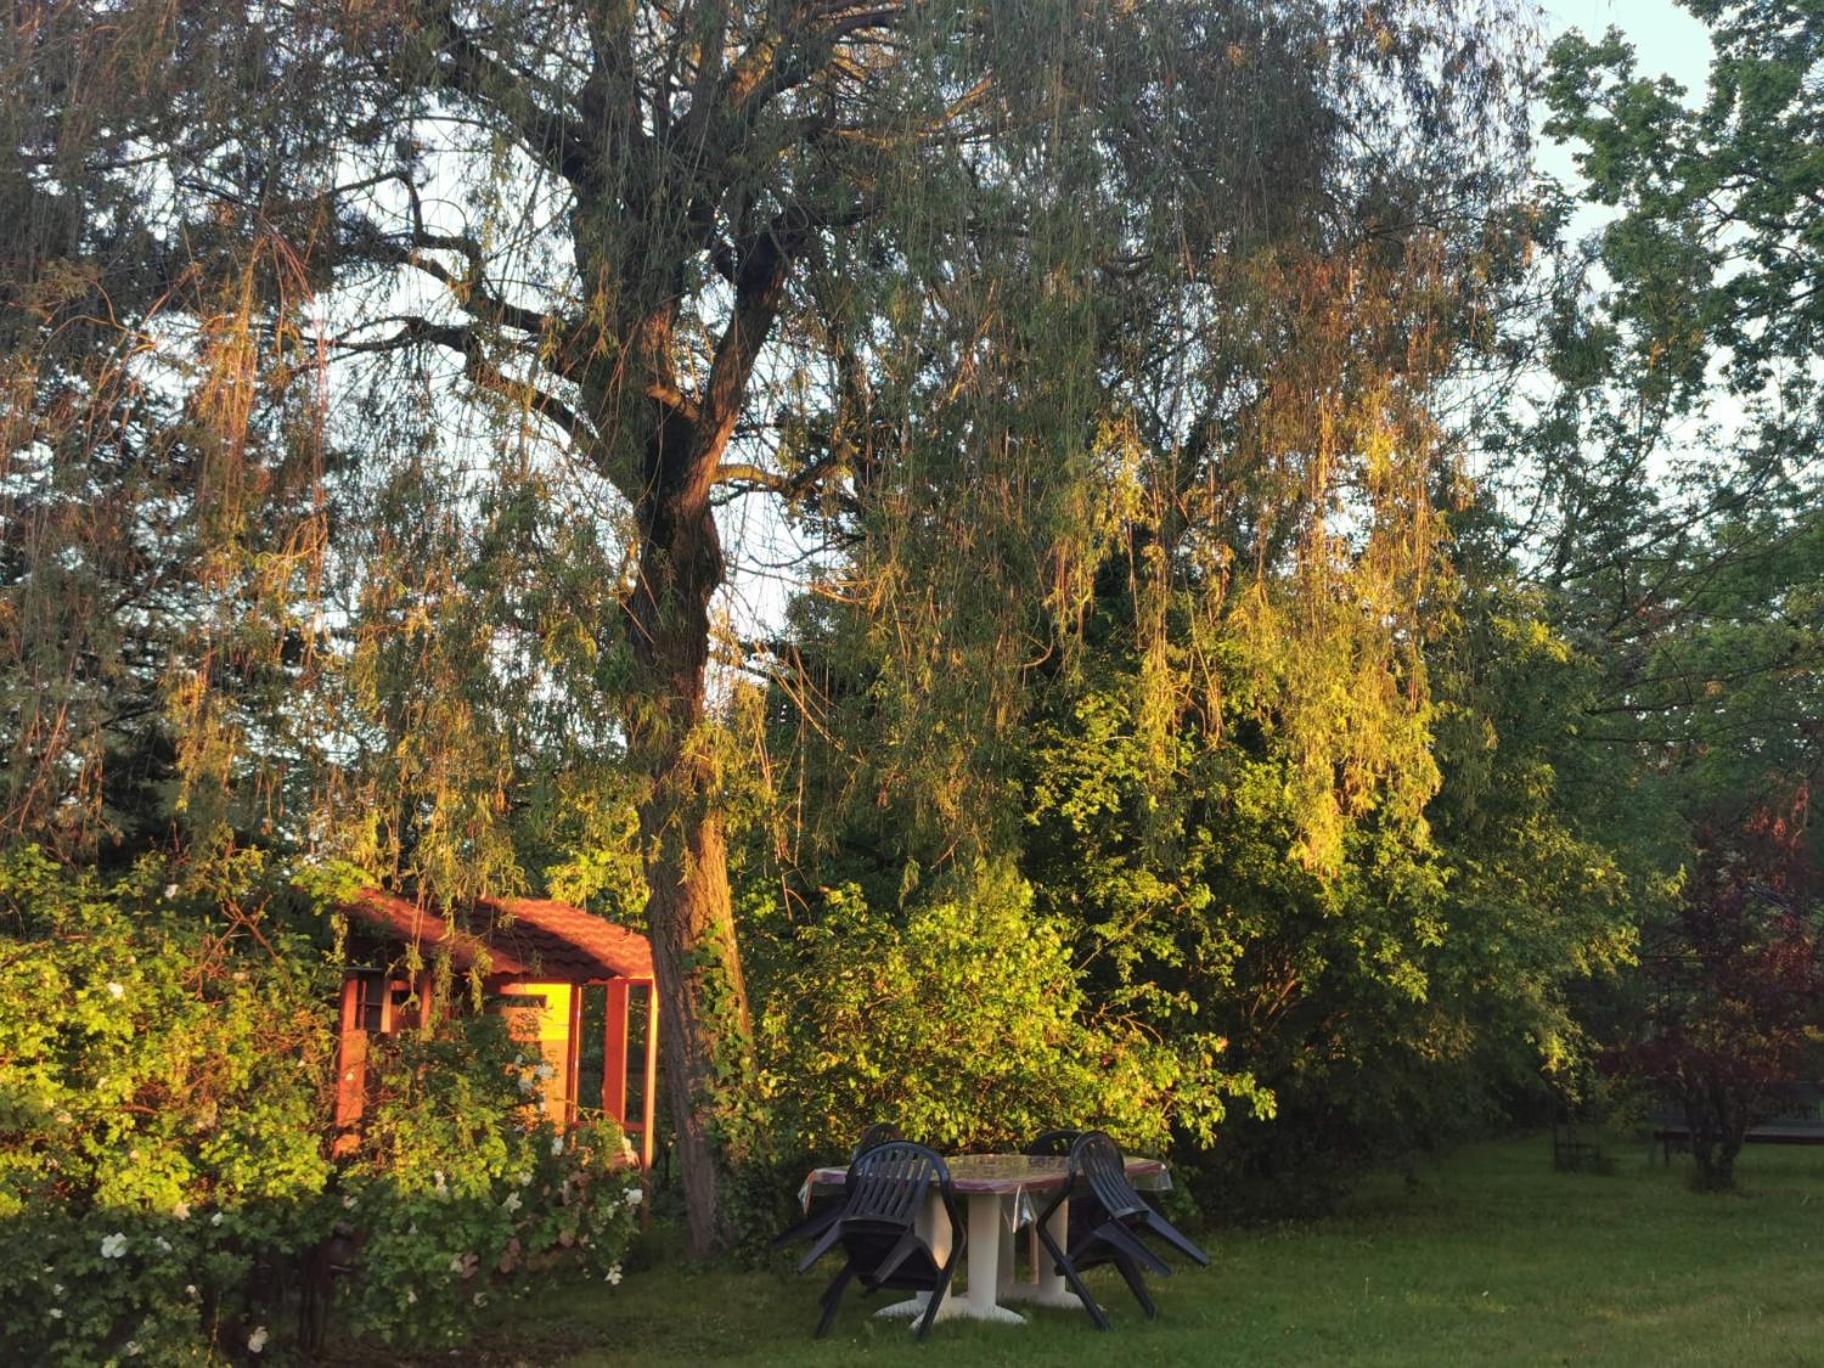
<box><xmin>164</xmin><ymin>883</ymin><xmax>179</xmax><ymax>898</ymax></box>
<box><xmin>605</xmin><ymin>1263</ymin><xmax>623</xmax><ymax>1286</ymax></box>
<box><xmin>448</xmin><ymin>1255</ymin><xmax>465</xmax><ymax>1273</ymax></box>
<box><xmin>211</xmin><ymin>1212</ymin><xmax>225</xmax><ymax>1227</ymax></box>
<box><xmin>106</xmin><ymin>981</ymin><xmax>124</xmax><ymax>999</ymax></box>
<box><xmin>341</xmin><ymin>1194</ymin><xmax>357</xmax><ymax>1209</ymax></box>
<box><xmin>550</xmin><ymin>1136</ymin><xmax>564</xmax><ymax>1156</ymax></box>
<box><xmin>502</xmin><ymin>1192</ymin><xmax>522</xmax><ymax>1213</ymax></box>
<box><xmin>247</xmin><ymin>1326</ymin><xmax>269</xmax><ymax>1354</ymax></box>
<box><xmin>185</xmin><ymin>1285</ymin><xmax>198</xmax><ymax>1298</ymax></box>
<box><xmin>100</xmin><ymin>1233</ymin><xmax>128</xmax><ymax>1258</ymax></box>
<box><xmin>472</xmin><ymin>1292</ymin><xmax>488</xmax><ymax>1307</ymax></box>
<box><xmin>48</xmin><ymin>1308</ymin><xmax>63</xmax><ymax>1320</ymax></box>
<box><xmin>623</xmin><ymin>1186</ymin><xmax>644</xmax><ymax>1209</ymax></box>
<box><xmin>405</xmin><ymin>1288</ymin><xmax>417</xmax><ymax>1305</ymax></box>
<box><xmin>51</xmin><ymin>1283</ymin><xmax>63</xmax><ymax>1295</ymax></box>
<box><xmin>125</xmin><ymin>1341</ymin><xmax>142</xmax><ymax>1357</ymax></box>
<box><xmin>516</xmin><ymin>1171</ymin><xmax>533</xmax><ymax>1187</ymax></box>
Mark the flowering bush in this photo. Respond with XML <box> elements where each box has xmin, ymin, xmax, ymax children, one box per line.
<box><xmin>335</xmin><ymin>1030</ymin><xmax>643</xmax><ymax>1348</ymax></box>
<box><xmin>0</xmin><ymin>847</ymin><xmax>641</xmax><ymax>1363</ymax></box>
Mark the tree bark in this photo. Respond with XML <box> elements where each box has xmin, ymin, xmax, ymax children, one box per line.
<box><xmin>626</xmin><ymin>476</ymin><xmax>755</xmax><ymax>1253</ymax></box>
<box><xmin>614</xmin><ymin>247</ymin><xmax>789</xmax><ymax>1250</ymax></box>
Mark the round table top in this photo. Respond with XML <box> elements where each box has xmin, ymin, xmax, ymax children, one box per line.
<box><xmin>807</xmin><ymin>1151</ymin><xmax>1167</xmax><ymax>1196</ymax></box>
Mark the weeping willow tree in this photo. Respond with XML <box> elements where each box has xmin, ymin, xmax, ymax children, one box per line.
<box><xmin>746</xmin><ymin>3</ymin><xmax>1541</xmax><ymax>1187</ymax></box>
<box><xmin>4</xmin><ymin>0</ymin><xmax>1534</xmax><ymax>1250</ymax></box>
<box><xmin>1</xmin><ymin>5</ymin><xmax>346</xmax><ymax>857</ymax></box>
<box><xmin>769</xmin><ymin>3</ymin><xmax>1534</xmax><ymax>870</ymax></box>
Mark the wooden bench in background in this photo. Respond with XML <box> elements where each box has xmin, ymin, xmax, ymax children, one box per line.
<box><xmin>1650</xmin><ymin>1086</ymin><xmax>1824</xmax><ymax>1164</ymax></box>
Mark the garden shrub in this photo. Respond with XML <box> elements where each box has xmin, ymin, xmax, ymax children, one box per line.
<box><xmin>335</xmin><ymin>1034</ymin><xmax>643</xmax><ymax>1348</ymax></box>
<box><xmin>0</xmin><ymin>846</ymin><xmax>640</xmax><ymax>1363</ymax></box>
<box><xmin>753</xmin><ymin>859</ymin><xmax>1260</xmax><ymax>1167</ymax></box>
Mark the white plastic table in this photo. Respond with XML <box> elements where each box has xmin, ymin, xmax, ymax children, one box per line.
<box><xmin>801</xmin><ymin>1152</ymin><xmax>1169</xmax><ymax>1326</ymax></box>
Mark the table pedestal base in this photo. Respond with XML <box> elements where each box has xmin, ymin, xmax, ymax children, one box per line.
<box><xmin>997</xmin><ymin>1198</ymin><xmax>1085</xmax><ymax>1312</ymax></box>
<box><xmin>998</xmin><ymin>1284</ymin><xmax>1084</xmax><ymax>1311</ymax></box>
<box><xmin>871</xmin><ymin>1192</ymin><xmax>1029</xmax><ymax>1327</ymax></box>
<box><xmin>873</xmin><ymin>1294</ymin><xmax>1027</xmax><ymax>1325</ymax></box>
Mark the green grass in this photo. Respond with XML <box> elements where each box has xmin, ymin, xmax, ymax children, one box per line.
<box><xmin>482</xmin><ymin>1138</ymin><xmax>1824</xmax><ymax>1366</ymax></box>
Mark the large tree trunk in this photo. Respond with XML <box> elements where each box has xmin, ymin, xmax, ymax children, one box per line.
<box><xmin>626</xmin><ymin>474</ymin><xmax>755</xmax><ymax>1254</ymax></box>
<box><xmin>613</xmin><ymin>265</ymin><xmax>783</xmax><ymax>1248</ymax></box>
<box><xmin>587</xmin><ymin>175</ymin><xmax>796</xmax><ymax>1254</ymax></box>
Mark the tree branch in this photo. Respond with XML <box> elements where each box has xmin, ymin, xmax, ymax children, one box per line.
<box><xmin>712</xmin><ymin>448</ymin><xmax>848</xmax><ymax>501</ymax></box>
<box><xmin>336</xmin><ymin>317</ymin><xmax>591</xmax><ymax>448</ymax></box>
<box><xmin>426</xmin><ymin>4</ymin><xmax>597</xmax><ymax>189</ymax></box>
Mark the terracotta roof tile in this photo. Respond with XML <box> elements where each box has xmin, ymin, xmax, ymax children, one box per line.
<box><xmin>344</xmin><ymin>889</ymin><xmax>653</xmax><ymax>982</ymax></box>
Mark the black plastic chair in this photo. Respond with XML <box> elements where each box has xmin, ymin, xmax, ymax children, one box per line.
<box><xmin>1033</xmin><ymin>1131</ymin><xmax>1208</xmax><ymax>1329</ymax></box>
<box><xmin>797</xmin><ymin>1141</ymin><xmax>963</xmax><ymax>1340</ymax></box>
<box><xmin>772</xmin><ymin>1123</ymin><xmax>902</xmax><ymax>1250</ymax></box>
<box><xmin>1021</xmin><ymin>1129</ymin><xmax>1081</xmax><ymax>1275</ymax></box>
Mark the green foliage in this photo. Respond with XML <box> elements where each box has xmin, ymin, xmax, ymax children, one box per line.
<box><xmin>0</xmin><ymin>845</ymin><xmax>336</xmax><ymax>1223</ymax></box>
<box><xmin>752</xmin><ymin>861</ymin><xmax>1258</xmax><ymax>1165</ymax></box>
<box><xmin>1524</xmin><ymin>2</ymin><xmax>1824</xmax><ymax>835</ymax></box>
<box><xmin>0</xmin><ymin>846</ymin><xmax>640</xmax><ymax>1362</ymax></box>
<box><xmin>1015</xmin><ymin>589</ymin><xmax>1644</xmax><ymax>1210</ymax></box>
<box><xmin>338</xmin><ymin>1073</ymin><xmax>643</xmax><ymax>1348</ymax></box>
<box><xmin>1527</xmin><ymin>2</ymin><xmax>1824</xmax><ymax>1174</ymax></box>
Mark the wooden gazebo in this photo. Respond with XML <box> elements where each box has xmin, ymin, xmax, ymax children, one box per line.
<box><xmin>334</xmin><ymin>890</ymin><xmax>659</xmax><ymax>1170</ymax></box>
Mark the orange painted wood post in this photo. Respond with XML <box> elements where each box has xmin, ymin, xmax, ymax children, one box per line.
<box><xmin>565</xmin><ymin>981</ymin><xmax>585</xmax><ymax>1129</ymax></box>
<box><xmin>602</xmin><ymin>980</ymin><xmax>631</xmax><ymax>1125</ymax></box>
<box><xmin>640</xmin><ymin>980</ymin><xmax>660</xmax><ymax>1174</ymax></box>
<box><xmin>416</xmin><ymin>969</ymin><xmax>435</xmax><ymax>1033</ymax></box>
<box><xmin>332</xmin><ymin>975</ymin><xmax>367</xmax><ymax>1155</ymax></box>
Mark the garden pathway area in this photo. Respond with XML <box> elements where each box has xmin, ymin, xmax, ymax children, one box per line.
<box><xmin>477</xmin><ymin>1138</ymin><xmax>1824</xmax><ymax>1366</ymax></box>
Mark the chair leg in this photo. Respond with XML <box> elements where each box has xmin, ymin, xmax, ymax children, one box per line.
<box><xmin>1112</xmin><ymin>1252</ymin><xmax>1157</xmax><ymax>1320</ymax></box>
<box><xmin>773</xmin><ymin>1204</ymin><xmax>838</xmax><ymax>1250</ymax></box>
<box><xmin>1142</xmin><ymin>1209</ymin><xmax>1210</xmax><ymax>1266</ymax></box>
<box><xmin>1100</xmin><ymin>1219</ymin><xmax>1172</xmax><ymax>1277</ymax></box>
<box><xmin>871</xmin><ymin>1230</ymin><xmax>922</xmax><ymax>1286</ymax></box>
<box><xmin>1040</xmin><ymin>1226</ymin><xmax>1108</xmax><ymax>1332</ymax></box>
<box><xmin>917</xmin><ymin>1259</ymin><xmax>955</xmax><ymax>1340</ymax></box>
<box><xmin>815</xmin><ymin>1264</ymin><xmax>855</xmax><ymax>1338</ymax></box>
<box><xmin>797</xmin><ymin>1219</ymin><xmax>845</xmax><ymax>1273</ymax></box>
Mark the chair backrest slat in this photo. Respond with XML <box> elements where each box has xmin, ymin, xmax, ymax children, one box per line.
<box><xmin>845</xmin><ymin>1141</ymin><xmax>949</xmax><ymax>1227</ymax></box>
<box><xmin>1070</xmin><ymin>1131</ymin><xmax>1145</xmax><ymax>1218</ymax></box>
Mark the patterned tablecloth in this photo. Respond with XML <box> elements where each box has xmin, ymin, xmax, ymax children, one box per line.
<box><xmin>800</xmin><ymin>1152</ymin><xmax>1169</xmax><ymax>1231</ymax></box>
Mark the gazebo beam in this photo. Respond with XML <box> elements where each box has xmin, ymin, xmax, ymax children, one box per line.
<box><xmin>603</xmin><ymin>979</ymin><xmax>631</xmax><ymax>1125</ymax></box>
<box><xmin>640</xmin><ymin>980</ymin><xmax>660</xmax><ymax>1173</ymax></box>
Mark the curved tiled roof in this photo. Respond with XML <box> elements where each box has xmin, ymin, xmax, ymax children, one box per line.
<box><xmin>344</xmin><ymin>889</ymin><xmax>654</xmax><ymax>982</ymax></box>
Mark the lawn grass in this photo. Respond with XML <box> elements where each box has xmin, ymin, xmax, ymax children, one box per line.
<box><xmin>480</xmin><ymin>1137</ymin><xmax>1824</xmax><ymax>1366</ymax></box>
